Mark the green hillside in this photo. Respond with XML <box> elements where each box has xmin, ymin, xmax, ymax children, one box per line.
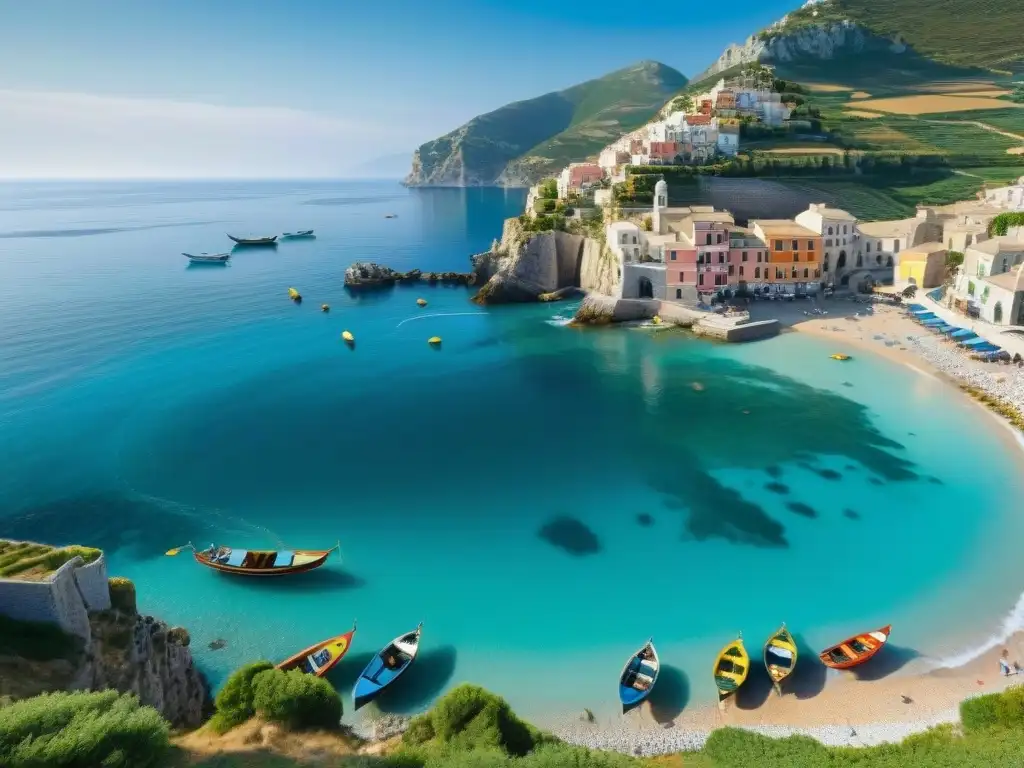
<box><xmin>404</xmin><ymin>61</ymin><xmax>687</xmax><ymax>187</ymax></box>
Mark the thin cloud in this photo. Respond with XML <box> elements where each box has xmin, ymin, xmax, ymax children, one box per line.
<box><xmin>0</xmin><ymin>89</ymin><xmax>402</xmax><ymax>178</ymax></box>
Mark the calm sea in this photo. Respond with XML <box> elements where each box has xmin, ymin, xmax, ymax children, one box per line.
<box><xmin>2</xmin><ymin>179</ymin><xmax>1024</xmax><ymax>723</ymax></box>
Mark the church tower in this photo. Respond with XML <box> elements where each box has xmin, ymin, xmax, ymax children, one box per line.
<box><xmin>653</xmin><ymin>178</ymin><xmax>668</xmax><ymax>235</ymax></box>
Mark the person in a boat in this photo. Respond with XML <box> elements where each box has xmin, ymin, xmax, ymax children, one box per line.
<box><xmin>384</xmin><ymin>653</ymin><xmax>400</xmax><ymax>670</ymax></box>
<box><xmin>204</xmin><ymin>544</ymin><xmax>216</xmax><ymax>559</ymax></box>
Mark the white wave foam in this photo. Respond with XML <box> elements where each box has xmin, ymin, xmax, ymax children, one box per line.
<box><xmin>934</xmin><ymin>589</ymin><xmax>1024</xmax><ymax>669</ymax></box>
<box><xmin>545</xmin><ymin>315</ymin><xmax>573</xmax><ymax>327</ymax></box>
<box><xmin>395</xmin><ymin>312</ymin><xmax>487</xmax><ymax>328</ymax></box>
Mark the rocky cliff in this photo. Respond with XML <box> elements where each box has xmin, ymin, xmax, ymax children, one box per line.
<box><xmin>0</xmin><ymin>579</ymin><xmax>210</xmax><ymax>728</ymax></box>
<box><xmin>471</xmin><ymin>218</ymin><xmax>620</xmax><ymax>304</ymax></box>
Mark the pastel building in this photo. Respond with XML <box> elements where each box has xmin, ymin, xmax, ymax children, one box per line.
<box><xmin>557</xmin><ymin>163</ymin><xmax>604</xmax><ymax>198</ymax></box>
<box><xmin>728</xmin><ymin>228</ymin><xmax>771</xmax><ymax>290</ymax></box>
<box><xmin>983</xmin><ymin>176</ymin><xmax>1024</xmax><ymax>211</ymax></box>
<box><xmin>750</xmin><ymin>220</ymin><xmax>823</xmax><ymax>293</ymax></box>
<box><xmin>896</xmin><ymin>242</ymin><xmax>947</xmax><ymax>288</ymax></box>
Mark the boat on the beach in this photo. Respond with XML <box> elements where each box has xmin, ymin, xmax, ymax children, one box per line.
<box><xmin>713</xmin><ymin>634</ymin><xmax>749</xmax><ymax>703</ymax></box>
<box><xmin>277</xmin><ymin>622</ymin><xmax>356</xmax><ymax>677</ymax></box>
<box><xmin>166</xmin><ymin>542</ymin><xmax>339</xmax><ymax>577</ymax></box>
<box><xmin>818</xmin><ymin>625</ymin><xmax>891</xmax><ymax>669</ymax></box>
<box><xmin>353</xmin><ymin>623</ymin><xmax>423</xmax><ymax>709</ymax></box>
<box><xmin>830</xmin><ymin>353</ymin><xmax>851</xmax><ymax>361</ymax></box>
<box><xmin>763</xmin><ymin>624</ymin><xmax>798</xmax><ymax>695</ymax></box>
<box><xmin>183</xmin><ymin>252</ymin><xmax>230</xmax><ymax>264</ymax></box>
<box><xmin>227</xmin><ymin>234</ymin><xmax>278</xmax><ymax>246</ymax></box>
<box><xmin>618</xmin><ymin>639</ymin><xmax>660</xmax><ymax>713</ymax></box>
<box><xmin>281</xmin><ymin>230</ymin><xmax>315</xmax><ymax>238</ymax></box>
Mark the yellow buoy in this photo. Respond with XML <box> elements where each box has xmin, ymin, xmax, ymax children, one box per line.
<box><xmin>321</xmin><ymin>304</ymin><xmax>330</xmax><ymax>312</ymax></box>
<box><xmin>652</xmin><ymin>315</ymin><xmax>662</xmax><ymax>325</ymax></box>
<box><xmin>417</xmin><ymin>298</ymin><xmax>428</xmax><ymax>307</ymax></box>
<box><xmin>288</xmin><ymin>287</ymin><xmax>301</xmax><ymax>301</ymax></box>
<box><xmin>428</xmin><ymin>336</ymin><xmax>442</xmax><ymax>346</ymax></box>
<box><xmin>830</xmin><ymin>353</ymin><xmax>851</xmax><ymax>361</ymax></box>
<box><xmin>342</xmin><ymin>330</ymin><xmax>354</xmax><ymax>343</ymax></box>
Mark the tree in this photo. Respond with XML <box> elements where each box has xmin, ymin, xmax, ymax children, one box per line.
<box><xmin>642</xmin><ymin>215</ymin><xmax>653</xmax><ymax>232</ymax></box>
<box><xmin>538</xmin><ymin>178</ymin><xmax>558</xmax><ymax>200</ymax></box>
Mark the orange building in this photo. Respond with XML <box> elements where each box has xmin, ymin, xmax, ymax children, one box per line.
<box><xmin>750</xmin><ymin>220</ymin><xmax>823</xmax><ymax>293</ymax></box>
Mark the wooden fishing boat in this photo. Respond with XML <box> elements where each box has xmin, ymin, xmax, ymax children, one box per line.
<box><xmin>281</xmin><ymin>230</ymin><xmax>315</xmax><ymax>238</ymax></box>
<box><xmin>763</xmin><ymin>623</ymin><xmax>798</xmax><ymax>695</ymax></box>
<box><xmin>277</xmin><ymin>622</ymin><xmax>356</xmax><ymax>677</ymax></box>
<box><xmin>618</xmin><ymin>639</ymin><xmax>660</xmax><ymax>713</ymax></box>
<box><xmin>183</xmin><ymin>252</ymin><xmax>230</xmax><ymax>264</ymax></box>
<box><xmin>228</xmin><ymin>234</ymin><xmax>278</xmax><ymax>246</ymax></box>
<box><xmin>166</xmin><ymin>542</ymin><xmax>339</xmax><ymax>576</ymax></box>
<box><xmin>819</xmin><ymin>625</ymin><xmax>891</xmax><ymax>670</ymax></box>
<box><xmin>713</xmin><ymin>634</ymin><xmax>749</xmax><ymax>703</ymax></box>
<box><xmin>353</xmin><ymin>623</ymin><xmax>423</xmax><ymax>710</ymax></box>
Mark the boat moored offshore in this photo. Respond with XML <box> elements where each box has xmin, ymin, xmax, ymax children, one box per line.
<box><xmin>183</xmin><ymin>252</ymin><xmax>230</xmax><ymax>264</ymax></box>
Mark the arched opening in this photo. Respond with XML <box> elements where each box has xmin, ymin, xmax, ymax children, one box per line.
<box><xmin>638</xmin><ymin>276</ymin><xmax>654</xmax><ymax>299</ymax></box>
<box><xmin>823</xmin><ymin>255</ymin><xmax>830</xmax><ymax>272</ymax></box>
<box><xmin>840</xmin><ymin>274</ymin><xmax>851</xmax><ymax>286</ymax></box>
<box><xmin>837</xmin><ymin>251</ymin><xmax>847</xmax><ymax>269</ymax></box>
<box><xmin>994</xmin><ymin>301</ymin><xmax>1004</xmax><ymax>324</ymax></box>
<box><xmin>875</xmin><ymin>254</ymin><xmax>882</xmax><ymax>265</ymax></box>
<box><xmin>1017</xmin><ymin>302</ymin><xmax>1024</xmax><ymax>325</ymax></box>
<box><xmin>886</xmin><ymin>256</ymin><xmax>893</xmax><ymax>267</ymax></box>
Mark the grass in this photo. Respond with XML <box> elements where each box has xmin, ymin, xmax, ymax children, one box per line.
<box><xmin>956</xmin><ymin>166</ymin><xmax>1024</xmax><ymax>183</ymax></box>
<box><xmin>0</xmin><ymin>540</ymin><xmax>101</xmax><ymax>580</ymax></box>
<box><xmin>0</xmin><ymin>614</ymin><xmax>83</xmax><ymax>662</ymax></box>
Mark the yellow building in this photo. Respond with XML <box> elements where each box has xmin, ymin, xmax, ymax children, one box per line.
<box><xmin>897</xmin><ymin>242</ymin><xmax>947</xmax><ymax>288</ymax></box>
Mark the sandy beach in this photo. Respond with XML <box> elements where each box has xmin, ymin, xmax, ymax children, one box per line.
<box><xmin>553</xmin><ymin>296</ymin><xmax>1024</xmax><ymax>755</ymax></box>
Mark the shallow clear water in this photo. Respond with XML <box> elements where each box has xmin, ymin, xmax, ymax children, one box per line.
<box><xmin>2</xmin><ymin>180</ymin><xmax>1024</xmax><ymax>723</ymax></box>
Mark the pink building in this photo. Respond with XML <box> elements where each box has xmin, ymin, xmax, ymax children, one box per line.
<box><xmin>694</xmin><ymin>219</ymin><xmax>731</xmax><ymax>294</ymax></box>
<box><xmin>728</xmin><ymin>229</ymin><xmax>770</xmax><ymax>286</ymax></box>
<box><xmin>665</xmin><ymin>244</ymin><xmax>698</xmax><ymax>300</ymax></box>
<box><xmin>648</xmin><ymin>141</ymin><xmax>680</xmax><ymax>163</ymax></box>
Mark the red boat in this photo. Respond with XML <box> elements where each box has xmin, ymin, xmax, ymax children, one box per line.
<box><xmin>165</xmin><ymin>542</ymin><xmax>339</xmax><ymax>577</ymax></box>
<box><xmin>818</xmin><ymin>625</ymin><xmax>892</xmax><ymax>669</ymax></box>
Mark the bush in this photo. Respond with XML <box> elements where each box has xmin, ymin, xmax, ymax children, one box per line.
<box><xmin>533</xmin><ymin>198</ymin><xmax>557</xmax><ymax>214</ymax></box>
<box><xmin>108</xmin><ymin>576</ymin><xmax>137</xmax><ymax>613</ymax></box>
<box><xmin>209</xmin><ymin>660</ymin><xmax>274</xmax><ymax>733</ymax></box>
<box><xmin>404</xmin><ymin>684</ymin><xmax>539</xmax><ymax>757</ymax></box>
<box><xmin>537</xmin><ymin>179</ymin><xmax>558</xmax><ymax>200</ymax></box>
<box><xmin>961</xmin><ymin>686</ymin><xmax>1024</xmax><ymax>732</ymax></box>
<box><xmin>251</xmin><ymin>668</ymin><xmax>342</xmax><ymax>731</ymax></box>
<box><xmin>0</xmin><ymin>690</ymin><xmax>169</xmax><ymax>768</ymax></box>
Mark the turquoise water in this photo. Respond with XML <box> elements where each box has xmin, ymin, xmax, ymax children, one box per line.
<box><xmin>3</xmin><ymin>180</ymin><xmax>1024</xmax><ymax>723</ymax></box>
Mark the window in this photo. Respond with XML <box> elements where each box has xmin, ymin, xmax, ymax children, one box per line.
<box><xmin>739</xmin><ymin>266</ymin><xmax>745</xmax><ymax>277</ymax></box>
<box><xmin>679</xmin><ymin>272</ymin><xmax>684</xmax><ymax>281</ymax></box>
<box><xmin>791</xmin><ymin>267</ymin><xmax>798</xmax><ymax>278</ymax></box>
<box><xmin>875</xmin><ymin>254</ymin><xmax>881</xmax><ymax>266</ymax></box>
<box><xmin>856</xmin><ymin>254</ymin><xmax>863</xmax><ymax>267</ymax></box>
<box><xmin>793</xmin><ymin>253</ymin><xmax>800</xmax><ymax>262</ymax></box>
<box><xmin>728</xmin><ymin>265</ymin><xmax>735</xmax><ymax>276</ymax></box>
<box><xmin>803</xmin><ymin>268</ymin><xmax>809</xmax><ymax>278</ymax></box>
<box><xmin>968</xmin><ymin>280</ymin><xmax>975</xmax><ymax>296</ymax></box>
<box><xmin>893</xmin><ymin>241</ymin><xmax>900</xmax><ymax>253</ymax></box>
<box><xmin>697</xmin><ymin>253</ymin><xmax>703</xmax><ymax>264</ymax></box>
<box><xmin>670</xmin><ymin>251</ymin><xmax>677</xmax><ymax>261</ymax></box>
<box><xmin>826</xmin><ymin>239</ymin><xmax>832</xmax><ymax>247</ymax></box>
<box><xmin>699</xmin><ymin>273</ymin><xmax>704</xmax><ymax>286</ymax></box>
<box><xmin>807</xmin><ymin>240</ymin><xmax>815</xmax><ymax>250</ymax></box>
<box><xmin>866</xmin><ymin>242</ymin><xmax>871</xmax><ymax>252</ymax></box>
<box><xmin>774</xmin><ymin>240</ymin><xmax>783</xmax><ymax>251</ymax></box>
<box><xmin>886</xmin><ymin>256</ymin><xmax>893</xmax><ymax>267</ymax></box>
<box><xmin>776</xmin><ymin>268</ymin><xmax>784</xmax><ymax>279</ymax></box>
<box><xmin>631</xmin><ymin>236</ymin><xmax>637</xmax><ymax>244</ymax></box>
<box><xmin>827</xmin><ymin>226</ymin><xmax>834</xmax><ymax>235</ymax></box>
<box><xmin>718</xmin><ymin>253</ymin><xmax>725</xmax><ymax>264</ymax></box>
<box><xmin>716</xmin><ymin>274</ymin><xmax>727</xmax><ymax>286</ymax></box>
<box><xmin>754</xmin><ymin>267</ymin><xmax>760</xmax><ymax>278</ymax></box>
<box><xmin>716</xmin><ymin>233</ymin><xmax>722</xmax><ymax>244</ymax></box>
<box><xmin>676</xmin><ymin>288</ymin><xmax>682</xmax><ymax>299</ymax></box>
<box><xmin>792</xmin><ymin>240</ymin><xmax>798</xmax><ymax>250</ymax></box>
<box><xmin>843</xmin><ymin>225</ymin><xmax>848</xmax><ymax>234</ymax></box>
<box><xmin>742</xmin><ymin>251</ymin><xmax>748</xmax><ymax>261</ymax></box>
<box><xmin>706</xmin><ymin>233</ymin><xmax>712</xmax><ymax>245</ymax></box>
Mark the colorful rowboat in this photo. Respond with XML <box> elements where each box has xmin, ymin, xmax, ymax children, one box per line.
<box><xmin>353</xmin><ymin>623</ymin><xmax>423</xmax><ymax>710</ymax></box>
<box><xmin>763</xmin><ymin>623</ymin><xmax>798</xmax><ymax>695</ymax></box>
<box><xmin>819</xmin><ymin>625</ymin><xmax>891</xmax><ymax>669</ymax></box>
<box><xmin>282</xmin><ymin>230</ymin><xmax>315</xmax><ymax>238</ymax></box>
<box><xmin>713</xmin><ymin>633</ymin><xmax>749</xmax><ymax>703</ymax></box>
<box><xmin>166</xmin><ymin>542</ymin><xmax>339</xmax><ymax>577</ymax></box>
<box><xmin>277</xmin><ymin>622</ymin><xmax>356</xmax><ymax>677</ymax></box>
<box><xmin>618</xmin><ymin>639</ymin><xmax>660</xmax><ymax>713</ymax></box>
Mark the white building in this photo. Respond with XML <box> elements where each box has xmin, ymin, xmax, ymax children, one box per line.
<box><xmin>717</xmin><ymin>124</ymin><xmax>740</xmax><ymax>156</ymax></box>
<box><xmin>606</xmin><ymin>222</ymin><xmax>644</xmax><ymax>263</ymax></box>
<box><xmin>984</xmin><ymin>176</ymin><xmax>1024</xmax><ymax>211</ymax></box>
<box><xmin>952</xmin><ymin>238</ymin><xmax>1024</xmax><ymax>325</ymax></box>
<box><xmin>795</xmin><ymin>203</ymin><xmax>861</xmax><ymax>280</ymax></box>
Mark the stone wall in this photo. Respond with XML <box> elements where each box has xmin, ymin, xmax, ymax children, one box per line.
<box><xmin>0</xmin><ymin>557</ymin><xmax>91</xmax><ymax>640</ymax></box>
<box><xmin>73</xmin><ymin>553</ymin><xmax>112</xmax><ymax>612</ymax></box>
<box><xmin>622</xmin><ymin>264</ymin><xmax>667</xmax><ymax>300</ymax></box>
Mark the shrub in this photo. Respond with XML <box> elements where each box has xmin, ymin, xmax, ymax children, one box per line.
<box><xmin>108</xmin><ymin>576</ymin><xmax>137</xmax><ymax>613</ymax></box>
<box><xmin>0</xmin><ymin>690</ymin><xmax>169</xmax><ymax>768</ymax></box>
<box><xmin>251</xmin><ymin>667</ymin><xmax>342</xmax><ymax>730</ymax></box>
<box><xmin>962</xmin><ymin>686</ymin><xmax>1024</xmax><ymax>732</ymax></box>
<box><xmin>537</xmin><ymin>179</ymin><xmax>558</xmax><ymax>200</ymax></box>
<box><xmin>406</xmin><ymin>684</ymin><xmax>539</xmax><ymax>757</ymax></box>
<box><xmin>209</xmin><ymin>660</ymin><xmax>274</xmax><ymax>733</ymax></box>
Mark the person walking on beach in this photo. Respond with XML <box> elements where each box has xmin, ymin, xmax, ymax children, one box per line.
<box><xmin>1000</xmin><ymin>649</ymin><xmax>1013</xmax><ymax>676</ymax></box>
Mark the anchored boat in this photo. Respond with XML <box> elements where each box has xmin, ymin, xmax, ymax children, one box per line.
<box><xmin>166</xmin><ymin>542</ymin><xmax>339</xmax><ymax>577</ymax></box>
<box><xmin>713</xmin><ymin>634</ymin><xmax>749</xmax><ymax>703</ymax></box>
<box><xmin>830</xmin><ymin>354</ymin><xmax>851</xmax><ymax>361</ymax></box>
<box><xmin>183</xmin><ymin>252</ymin><xmax>230</xmax><ymax>264</ymax></box>
<box><xmin>353</xmin><ymin>623</ymin><xmax>423</xmax><ymax>709</ymax></box>
<box><xmin>228</xmin><ymin>234</ymin><xmax>278</xmax><ymax>246</ymax></box>
<box><xmin>819</xmin><ymin>625</ymin><xmax>891</xmax><ymax>670</ymax></box>
<box><xmin>763</xmin><ymin>623</ymin><xmax>798</xmax><ymax>695</ymax></box>
<box><xmin>277</xmin><ymin>622</ymin><xmax>357</xmax><ymax>677</ymax></box>
<box><xmin>282</xmin><ymin>230</ymin><xmax>315</xmax><ymax>238</ymax></box>
<box><xmin>618</xmin><ymin>639</ymin><xmax>660</xmax><ymax>713</ymax></box>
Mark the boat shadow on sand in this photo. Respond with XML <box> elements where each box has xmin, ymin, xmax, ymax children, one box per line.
<box><xmin>849</xmin><ymin>643</ymin><xmax>920</xmax><ymax>682</ymax></box>
<box><xmin>646</xmin><ymin>663</ymin><xmax>690</xmax><ymax>723</ymax></box>
<box><xmin>328</xmin><ymin>645</ymin><xmax>458</xmax><ymax>715</ymax></box>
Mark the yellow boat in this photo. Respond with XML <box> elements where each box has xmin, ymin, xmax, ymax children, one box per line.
<box><xmin>763</xmin><ymin>623</ymin><xmax>798</xmax><ymax>696</ymax></box>
<box><xmin>342</xmin><ymin>330</ymin><xmax>355</xmax><ymax>345</ymax></box>
<box><xmin>652</xmin><ymin>315</ymin><xmax>662</xmax><ymax>325</ymax></box>
<box><xmin>830</xmin><ymin>354</ymin><xmax>851</xmax><ymax>361</ymax></box>
<box><xmin>417</xmin><ymin>298</ymin><xmax>428</xmax><ymax>307</ymax></box>
<box><xmin>428</xmin><ymin>336</ymin><xmax>442</xmax><ymax>346</ymax></box>
<box><xmin>288</xmin><ymin>287</ymin><xmax>301</xmax><ymax>301</ymax></box>
<box><xmin>713</xmin><ymin>634</ymin><xmax>749</xmax><ymax>703</ymax></box>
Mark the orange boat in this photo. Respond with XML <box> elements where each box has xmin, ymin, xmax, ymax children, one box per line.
<box><xmin>166</xmin><ymin>542</ymin><xmax>339</xmax><ymax>576</ymax></box>
<box><xmin>277</xmin><ymin>623</ymin><xmax>357</xmax><ymax>677</ymax></box>
<box><xmin>818</xmin><ymin>625</ymin><xmax>892</xmax><ymax>669</ymax></box>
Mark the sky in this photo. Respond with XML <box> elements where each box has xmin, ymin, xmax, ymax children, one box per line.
<box><xmin>0</xmin><ymin>0</ymin><xmax>799</xmax><ymax>178</ymax></box>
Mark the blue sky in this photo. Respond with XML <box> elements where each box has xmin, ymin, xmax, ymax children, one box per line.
<box><xmin>0</xmin><ymin>0</ymin><xmax>799</xmax><ymax>177</ymax></box>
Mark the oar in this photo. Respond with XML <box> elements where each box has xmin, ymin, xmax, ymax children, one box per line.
<box><xmin>165</xmin><ymin>542</ymin><xmax>195</xmax><ymax>556</ymax></box>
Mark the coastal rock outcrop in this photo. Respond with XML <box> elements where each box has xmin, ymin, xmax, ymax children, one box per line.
<box><xmin>571</xmin><ymin>294</ymin><xmax>698</xmax><ymax>326</ymax></box>
<box><xmin>344</xmin><ymin>262</ymin><xmax>475</xmax><ymax>290</ymax></box>
<box><xmin>471</xmin><ymin>218</ymin><xmax>620</xmax><ymax>305</ymax></box>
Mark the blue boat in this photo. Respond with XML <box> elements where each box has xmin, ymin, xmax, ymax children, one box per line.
<box><xmin>618</xmin><ymin>639</ymin><xmax>660</xmax><ymax>713</ymax></box>
<box><xmin>352</xmin><ymin>623</ymin><xmax>423</xmax><ymax>710</ymax></box>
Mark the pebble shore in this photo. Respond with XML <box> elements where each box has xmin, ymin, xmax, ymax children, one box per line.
<box><xmin>552</xmin><ymin>708</ymin><xmax>961</xmax><ymax>755</ymax></box>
